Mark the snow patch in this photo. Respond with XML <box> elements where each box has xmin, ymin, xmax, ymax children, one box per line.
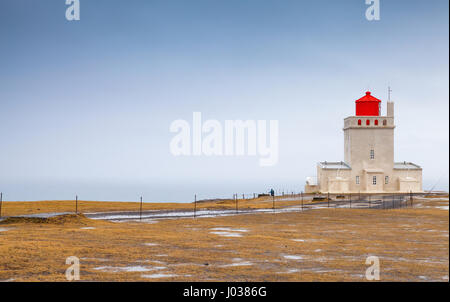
<box><xmin>435</xmin><ymin>206</ymin><xmax>449</xmax><ymax>210</ymax></box>
<box><xmin>0</xmin><ymin>278</ymin><xmax>15</xmax><ymax>282</ymax></box>
<box><xmin>284</xmin><ymin>255</ymin><xmax>303</xmax><ymax>260</ymax></box>
<box><xmin>221</xmin><ymin>261</ymin><xmax>253</xmax><ymax>267</ymax></box>
<box><xmin>292</xmin><ymin>239</ymin><xmax>305</xmax><ymax>242</ymax></box>
<box><xmin>93</xmin><ymin>265</ymin><xmax>166</xmax><ymax>272</ymax></box>
<box><xmin>81</xmin><ymin>257</ymin><xmax>110</xmax><ymax>262</ymax></box>
<box><xmin>210</xmin><ymin>231</ymin><xmax>243</xmax><ymax>238</ymax></box>
<box><xmin>210</xmin><ymin>227</ymin><xmax>248</xmax><ymax>232</ymax></box>
<box><xmin>141</xmin><ymin>273</ymin><xmax>178</xmax><ymax>279</ymax></box>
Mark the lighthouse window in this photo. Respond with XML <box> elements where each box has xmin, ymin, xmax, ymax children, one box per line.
<box><xmin>375</xmin><ymin>120</ymin><xmax>379</xmax><ymax>126</ymax></box>
<box><xmin>372</xmin><ymin>176</ymin><xmax>377</xmax><ymax>185</ymax></box>
<box><xmin>358</xmin><ymin>119</ymin><xmax>361</xmax><ymax>126</ymax></box>
<box><xmin>385</xmin><ymin>176</ymin><xmax>389</xmax><ymax>184</ymax></box>
<box><xmin>383</xmin><ymin>120</ymin><xmax>387</xmax><ymax>126</ymax></box>
<box><xmin>356</xmin><ymin>176</ymin><xmax>360</xmax><ymax>184</ymax></box>
<box><xmin>370</xmin><ymin>149</ymin><xmax>375</xmax><ymax>159</ymax></box>
<box><xmin>366</xmin><ymin>120</ymin><xmax>370</xmax><ymax>125</ymax></box>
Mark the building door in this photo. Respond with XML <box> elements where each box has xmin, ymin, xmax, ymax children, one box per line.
<box><xmin>366</xmin><ymin>173</ymin><xmax>383</xmax><ymax>192</ymax></box>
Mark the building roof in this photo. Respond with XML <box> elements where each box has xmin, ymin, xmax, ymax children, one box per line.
<box><xmin>364</xmin><ymin>168</ymin><xmax>384</xmax><ymax>173</ymax></box>
<box><xmin>394</xmin><ymin>162</ymin><xmax>422</xmax><ymax>170</ymax></box>
<box><xmin>318</xmin><ymin>161</ymin><xmax>351</xmax><ymax>170</ymax></box>
<box><xmin>355</xmin><ymin>91</ymin><xmax>382</xmax><ymax>103</ymax></box>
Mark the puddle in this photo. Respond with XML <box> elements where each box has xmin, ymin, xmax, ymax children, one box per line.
<box><xmin>80</xmin><ymin>227</ymin><xmax>96</xmax><ymax>230</ymax></box>
<box><xmin>143</xmin><ymin>243</ymin><xmax>159</xmax><ymax>246</ymax></box>
<box><xmin>0</xmin><ymin>228</ymin><xmax>11</xmax><ymax>232</ymax></box>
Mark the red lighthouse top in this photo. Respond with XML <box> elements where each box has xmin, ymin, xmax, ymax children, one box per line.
<box><xmin>355</xmin><ymin>91</ymin><xmax>381</xmax><ymax>116</ymax></box>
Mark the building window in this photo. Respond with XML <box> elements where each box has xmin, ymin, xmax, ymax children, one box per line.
<box><xmin>358</xmin><ymin>119</ymin><xmax>361</xmax><ymax>126</ymax></box>
<box><xmin>370</xmin><ymin>149</ymin><xmax>375</xmax><ymax>159</ymax></box>
<box><xmin>372</xmin><ymin>176</ymin><xmax>377</xmax><ymax>185</ymax></box>
<box><xmin>383</xmin><ymin>120</ymin><xmax>387</xmax><ymax>126</ymax></box>
<box><xmin>385</xmin><ymin>176</ymin><xmax>389</xmax><ymax>184</ymax></box>
<box><xmin>356</xmin><ymin>176</ymin><xmax>360</xmax><ymax>185</ymax></box>
<box><xmin>366</xmin><ymin>119</ymin><xmax>370</xmax><ymax>125</ymax></box>
<box><xmin>375</xmin><ymin>120</ymin><xmax>379</xmax><ymax>126</ymax></box>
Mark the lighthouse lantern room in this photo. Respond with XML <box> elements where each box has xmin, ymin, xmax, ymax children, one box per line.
<box><xmin>355</xmin><ymin>91</ymin><xmax>381</xmax><ymax>116</ymax></box>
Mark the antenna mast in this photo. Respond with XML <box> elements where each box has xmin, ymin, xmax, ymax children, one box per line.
<box><xmin>388</xmin><ymin>86</ymin><xmax>393</xmax><ymax>102</ymax></box>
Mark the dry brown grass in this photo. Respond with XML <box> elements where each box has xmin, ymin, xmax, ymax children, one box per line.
<box><xmin>0</xmin><ymin>199</ymin><xmax>448</xmax><ymax>282</ymax></box>
<box><xmin>0</xmin><ymin>196</ymin><xmax>312</xmax><ymax>217</ymax></box>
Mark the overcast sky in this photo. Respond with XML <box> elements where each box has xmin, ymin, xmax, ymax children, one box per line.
<box><xmin>0</xmin><ymin>0</ymin><xmax>448</xmax><ymax>202</ymax></box>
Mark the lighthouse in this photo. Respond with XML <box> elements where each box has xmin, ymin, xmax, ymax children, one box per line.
<box><xmin>305</xmin><ymin>91</ymin><xmax>422</xmax><ymax>193</ymax></box>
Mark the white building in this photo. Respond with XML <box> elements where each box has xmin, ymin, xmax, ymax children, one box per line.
<box><xmin>305</xmin><ymin>91</ymin><xmax>422</xmax><ymax>194</ymax></box>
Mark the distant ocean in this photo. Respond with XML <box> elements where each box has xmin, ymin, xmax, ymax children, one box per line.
<box><xmin>0</xmin><ymin>180</ymin><xmax>447</xmax><ymax>202</ymax></box>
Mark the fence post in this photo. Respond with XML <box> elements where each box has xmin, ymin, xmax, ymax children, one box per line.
<box><xmin>392</xmin><ymin>194</ymin><xmax>395</xmax><ymax>209</ymax></box>
<box><xmin>410</xmin><ymin>190</ymin><xmax>412</xmax><ymax>208</ymax></box>
<box><xmin>327</xmin><ymin>192</ymin><xmax>330</xmax><ymax>208</ymax></box>
<box><xmin>369</xmin><ymin>195</ymin><xmax>371</xmax><ymax>208</ymax></box>
<box><xmin>359</xmin><ymin>190</ymin><xmax>361</xmax><ymax>202</ymax></box>
<box><xmin>349</xmin><ymin>193</ymin><xmax>352</xmax><ymax>209</ymax></box>
<box><xmin>301</xmin><ymin>191</ymin><xmax>304</xmax><ymax>211</ymax></box>
<box><xmin>272</xmin><ymin>194</ymin><xmax>275</xmax><ymax>210</ymax></box>
<box><xmin>236</xmin><ymin>194</ymin><xmax>238</xmax><ymax>214</ymax></box>
<box><xmin>139</xmin><ymin>196</ymin><xmax>143</xmax><ymax>221</ymax></box>
<box><xmin>194</xmin><ymin>194</ymin><xmax>197</xmax><ymax>218</ymax></box>
<box><xmin>0</xmin><ymin>192</ymin><xmax>3</xmax><ymax>218</ymax></box>
<box><xmin>75</xmin><ymin>195</ymin><xmax>78</xmax><ymax>214</ymax></box>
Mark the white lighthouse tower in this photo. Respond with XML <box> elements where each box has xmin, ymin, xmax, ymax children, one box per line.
<box><xmin>305</xmin><ymin>91</ymin><xmax>422</xmax><ymax>194</ymax></box>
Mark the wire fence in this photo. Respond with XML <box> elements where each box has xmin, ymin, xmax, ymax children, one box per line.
<box><xmin>0</xmin><ymin>190</ymin><xmax>446</xmax><ymax>220</ymax></box>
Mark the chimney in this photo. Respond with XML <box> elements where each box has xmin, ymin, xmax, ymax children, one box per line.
<box><xmin>387</xmin><ymin>101</ymin><xmax>394</xmax><ymax>117</ymax></box>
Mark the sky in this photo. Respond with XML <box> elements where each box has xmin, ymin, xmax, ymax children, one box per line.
<box><xmin>0</xmin><ymin>0</ymin><xmax>448</xmax><ymax>202</ymax></box>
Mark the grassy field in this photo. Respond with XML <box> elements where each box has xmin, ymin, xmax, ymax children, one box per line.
<box><xmin>0</xmin><ymin>197</ymin><xmax>448</xmax><ymax>282</ymax></box>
